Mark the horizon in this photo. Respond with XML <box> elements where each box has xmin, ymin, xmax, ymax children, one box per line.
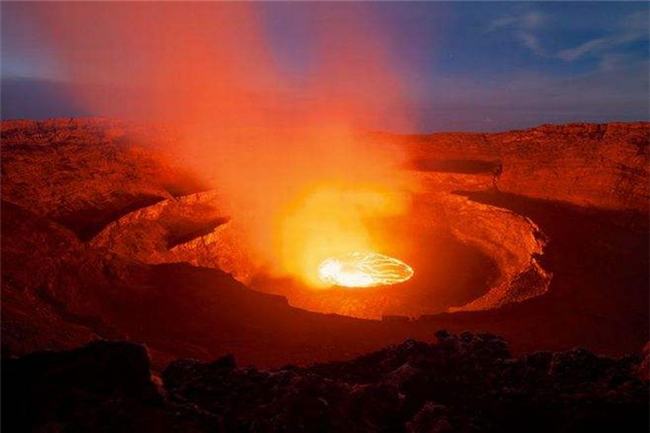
<box><xmin>1</xmin><ymin>114</ymin><xmax>647</xmax><ymax>136</ymax></box>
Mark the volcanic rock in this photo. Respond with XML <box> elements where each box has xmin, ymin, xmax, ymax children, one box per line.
<box><xmin>4</xmin><ymin>332</ymin><xmax>647</xmax><ymax>433</ymax></box>
<box><xmin>1</xmin><ymin>118</ymin><xmax>648</xmax><ymax>368</ymax></box>
<box><xmin>1</xmin><ymin>340</ymin><xmax>198</xmax><ymax>433</ymax></box>
<box><xmin>381</xmin><ymin>122</ymin><xmax>649</xmax><ymax>211</ymax></box>
<box><xmin>1</xmin><ymin>118</ymin><xmax>205</xmax><ymax>240</ymax></box>
<box><xmin>405</xmin><ymin>402</ymin><xmax>453</xmax><ymax>433</ymax></box>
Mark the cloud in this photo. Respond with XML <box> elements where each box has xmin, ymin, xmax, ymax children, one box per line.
<box><xmin>486</xmin><ymin>16</ymin><xmax>517</xmax><ymax>32</ymax></box>
<box><xmin>517</xmin><ymin>32</ymin><xmax>545</xmax><ymax>57</ymax></box>
<box><xmin>558</xmin><ymin>38</ymin><xmax>610</xmax><ymax>62</ymax></box>
<box><xmin>557</xmin><ymin>11</ymin><xmax>648</xmax><ymax>62</ymax></box>
<box><xmin>487</xmin><ymin>11</ymin><xmax>544</xmax><ymax>33</ymax></box>
<box><xmin>598</xmin><ymin>53</ymin><xmax>634</xmax><ymax>71</ymax></box>
<box><xmin>487</xmin><ymin>10</ymin><xmax>547</xmax><ymax>56</ymax></box>
<box><xmin>521</xmin><ymin>11</ymin><xmax>545</xmax><ymax>29</ymax></box>
<box><xmin>489</xmin><ymin>9</ymin><xmax>648</xmax><ymax>63</ymax></box>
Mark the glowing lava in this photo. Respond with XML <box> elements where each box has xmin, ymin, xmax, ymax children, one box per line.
<box><xmin>318</xmin><ymin>252</ymin><xmax>414</xmax><ymax>288</ymax></box>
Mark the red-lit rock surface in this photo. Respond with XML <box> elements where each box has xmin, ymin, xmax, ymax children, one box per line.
<box><xmin>1</xmin><ymin>119</ymin><xmax>205</xmax><ymax>239</ymax></box>
<box><xmin>89</xmin><ymin>186</ymin><xmax>549</xmax><ymax>317</ymax></box>
<box><xmin>1</xmin><ymin>119</ymin><xmax>648</xmax><ymax>368</ymax></box>
<box><xmin>381</xmin><ymin>122</ymin><xmax>649</xmax><ymax>211</ymax></box>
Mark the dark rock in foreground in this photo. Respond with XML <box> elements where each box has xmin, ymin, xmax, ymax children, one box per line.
<box><xmin>3</xmin><ymin>332</ymin><xmax>648</xmax><ymax>433</ymax></box>
<box><xmin>2</xmin><ymin>341</ymin><xmax>202</xmax><ymax>433</ymax></box>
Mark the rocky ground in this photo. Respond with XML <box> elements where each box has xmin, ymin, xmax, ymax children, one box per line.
<box><xmin>3</xmin><ymin>331</ymin><xmax>648</xmax><ymax>433</ymax></box>
<box><xmin>1</xmin><ymin>118</ymin><xmax>648</xmax><ymax>367</ymax></box>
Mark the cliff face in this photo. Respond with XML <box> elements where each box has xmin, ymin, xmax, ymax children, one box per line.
<box><xmin>427</xmin><ymin>193</ymin><xmax>550</xmax><ymax>312</ymax></box>
<box><xmin>378</xmin><ymin>122</ymin><xmax>649</xmax><ymax>212</ymax></box>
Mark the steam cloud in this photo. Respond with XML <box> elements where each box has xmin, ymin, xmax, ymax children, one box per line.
<box><xmin>38</xmin><ymin>3</ymin><xmax>415</xmax><ymax>283</ymax></box>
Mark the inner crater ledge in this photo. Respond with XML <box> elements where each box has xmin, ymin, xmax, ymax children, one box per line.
<box><xmin>90</xmin><ymin>185</ymin><xmax>550</xmax><ymax>319</ymax></box>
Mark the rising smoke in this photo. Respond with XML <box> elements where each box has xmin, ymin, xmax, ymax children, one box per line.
<box><xmin>38</xmin><ymin>2</ymin><xmax>415</xmax><ymax>284</ymax></box>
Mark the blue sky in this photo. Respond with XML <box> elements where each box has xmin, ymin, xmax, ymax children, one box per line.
<box><xmin>2</xmin><ymin>2</ymin><xmax>648</xmax><ymax>132</ymax></box>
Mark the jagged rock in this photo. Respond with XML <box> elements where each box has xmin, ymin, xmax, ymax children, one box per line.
<box><xmin>636</xmin><ymin>342</ymin><xmax>650</xmax><ymax>381</ymax></box>
<box><xmin>406</xmin><ymin>402</ymin><xmax>453</xmax><ymax>433</ymax></box>
<box><xmin>4</xmin><ymin>332</ymin><xmax>648</xmax><ymax>433</ymax></box>
<box><xmin>383</xmin><ymin>362</ymin><xmax>422</xmax><ymax>389</ymax></box>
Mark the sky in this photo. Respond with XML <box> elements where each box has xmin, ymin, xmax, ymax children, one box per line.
<box><xmin>1</xmin><ymin>1</ymin><xmax>648</xmax><ymax>132</ymax></box>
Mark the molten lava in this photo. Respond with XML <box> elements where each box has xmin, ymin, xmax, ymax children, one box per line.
<box><xmin>318</xmin><ymin>252</ymin><xmax>414</xmax><ymax>288</ymax></box>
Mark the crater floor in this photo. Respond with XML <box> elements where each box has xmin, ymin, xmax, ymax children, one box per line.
<box><xmin>1</xmin><ymin>119</ymin><xmax>648</xmax><ymax>367</ymax></box>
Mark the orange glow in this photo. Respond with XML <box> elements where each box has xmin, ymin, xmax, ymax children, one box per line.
<box><xmin>318</xmin><ymin>252</ymin><xmax>413</xmax><ymax>288</ymax></box>
<box><xmin>37</xmin><ymin>4</ymin><xmax>418</xmax><ymax>283</ymax></box>
<box><xmin>277</xmin><ymin>185</ymin><xmax>410</xmax><ymax>287</ymax></box>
